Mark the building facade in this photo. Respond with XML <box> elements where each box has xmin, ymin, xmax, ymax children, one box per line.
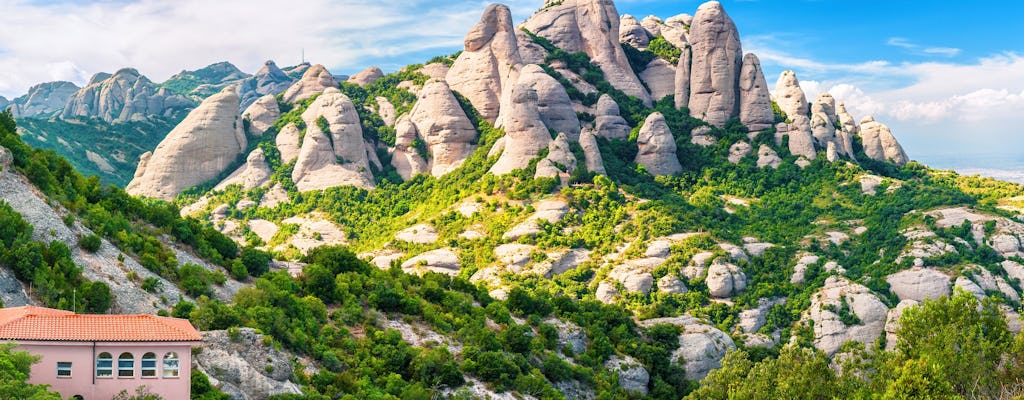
<box><xmin>0</xmin><ymin>306</ymin><xmax>201</xmax><ymax>400</ymax></box>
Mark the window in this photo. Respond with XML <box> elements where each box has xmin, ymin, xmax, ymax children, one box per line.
<box><xmin>117</xmin><ymin>352</ymin><xmax>134</xmax><ymax>377</ymax></box>
<box><xmin>162</xmin><ymin>352</ymin><xmax>179</xmax><ymax>378</ymax></box>
<box><xmin>141</xmin><ymin>352</ymin><xmax>157</xmax><ymax>377</ymax></box>
<box><xmin>96</xmin><ymin>352</ymin><xmax>113</xmax><ymax>377</ymax></box>
<box><xmin>56</xmin><ymin>362</ymin><xmax>72</xmax><ymax>377</ymax></box>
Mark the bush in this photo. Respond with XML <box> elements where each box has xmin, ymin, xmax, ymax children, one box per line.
<box><xmin>79</xmin><ymin>234</ymin><xmax>102</xmax><ymax>253</ymax></box>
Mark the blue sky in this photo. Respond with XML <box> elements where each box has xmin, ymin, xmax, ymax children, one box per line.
<box><xmin>1</xmin><ymin>0</ymin><xmax>1022</xmax><ymax>177</ymax></box>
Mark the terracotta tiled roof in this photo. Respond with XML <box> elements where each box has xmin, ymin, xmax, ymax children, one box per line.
<box><xmin>0</xmin><ymin>306</ymin><xmax>201</xmax><ymax>342</ymax></box>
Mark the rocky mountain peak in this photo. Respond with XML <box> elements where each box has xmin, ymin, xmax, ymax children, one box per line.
<box><xmin>9</xmin><ymin>81</ymin><xmax>79</xmax><ymax>118</ymax></box>
<box><xmin>447</xmin><ymin>3</ymin><xmax>522</xmax><ymax>123</ymax></box>
<box><xmin>687</xmin><ymin>0</ymin><xmax>742</xmax><ymax>127</ymax></box>
<box><xmin>62</xmin><ymin>67</ymin><xmax>192</xmax><ymax>123</ymax></box>
<box><xmin>281</xmin><ymin>64</ymin><xmax>338</xmax><ymax>103</ymax></box>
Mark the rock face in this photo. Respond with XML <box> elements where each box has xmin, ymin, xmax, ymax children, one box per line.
<box><xmin>242</xmin><ymin>94</ymin><xmax>281</xmax><ymax>136</ymax></box>
<box><xmin>674</xmin><ymin>46</ymin><xmax>692</xmax><ymax>109</ymax></box>
<box><xmin>635</xmin><ymin>112</ymin><xmax>682</xmax><ymax>176</ymax></box>
<box><xmin>196</xmin><ymin>328</ymin><xmax>302</xmax><ymax>400</ymax></box>
<box><xmin>619</xmin><ymin>14</ymin><xmax>650</xmax><ymax>49</ymax></box>
<box><xmin>639</xmin><ymin>58</ymin><xmax>677</xmax><ymax>102</ymax></box>
<box><xmin>594</xmin><ymin>94</ymin><xmax>631</xmax><ymax>140</ymax></box>
<box><xmin>390</xmin><ymin>116</ymin><xmax>429</xmax><ymax>180</ymax></box>
<box><xmin>401</xmin><ymin>249</ymin><xmax>461</xmax><ymax>276</ymax></box>
<box><xmin>738</xmin><ymin>54</ymin><xmax>774</xmax><ymax>132</ymax></box>
<box><xmin>281</xmin><ymin>64</ymin><xmax>339</xmax><ymax>103</ymax></box>
<box><xmin>238</xmin><ymin>60</ymin><xmax>297</xmax><ymax>109</ymax></box>
<box><xmin>579</xmin><ymin>129</ymin><xmax>607</xmax><ymax>174</ymax></box>
<box><xmin>447</xmin><ymin>3</ymin><xmax>522</xmax><ymax>123</ymax></box>
<box><xmin>706</xmin><ymin>259</ymin><xmax>746</xmax><ymax>298</ymax></box>
<box><xmin>787</xmin><ymin>115</ymin><xmax>817</xmax><ymax>160</ymax></box>
<box><xmin>604</xmin><ymin>355</ymin><xmax>649</xmax><ymax>396</ymax></box>
<box><xmin>728</xmin><ymin>141</ymin><xmax>752</xmax><ymax>164</ymax></box>
<box><xmin>292</xmin><ymin>88</ymin><xmax>374</xmax><ymax>191</ymax></box>
<box><xmin>687</xmin><ymin>1</ymin><xmax>742</xmax><ymax>127</ymax></box>
<box><xmin>214</xmin><ymin>149</ymin><xmax>272</xmax><ymax>191</ymax></box>
<box><xmin>346</xmin><ymin>66</ymin><xmax>384</xmax><ymax>87</ymax></box>
<box><xmin>518</xmin><ymin>64</ymin><xmax>580</xmax><ymax>140</ymax></box>
<box><xmin>756</xmin><ymin>144</ymin><xmax>781</xmax><ymax>169</ymax></box>
<box><xmin>275</xmin><ymin>123</ymin><xmax>302</xmax><ymax>164</ymax></box>
<box><xmin>409</xmin><ymin>80</ymin><xmax>479</xmax><ymax>176</ymax></box>
<box><xmin>886</xmin><ymin>267</ymin><xmax>951</xmax><ymax>302</ymax></box>
<box><xmin>536</xmin><ymin>132</ymin><xmax>577</xmax><ymax>184</ymax></box>
<box><xmin>126</xmin><ymin>86</ymin><xmax>246</xmax><ymax>200</ymax></box>
<box><xmin>9</xmin><ymin>81</ymin><xmax>79</xmax><ymax>118</ymax></box>
<box><xmin>806</xmin><ymin>277</ymin><xmax>889</xmax><ymax>356</ymax></box>
<box><xmin>522</xmin><ymin>0</ymin><xmax>651</xmax><ymax>105</ymax></box>
<box><xmin>491</xmin><ymin>83</ymin><xmax>553</xmax><ymax>175</ymax></box>
<box><xmin>774</xmin><ymin>70</ymin><xmax>808</xmax><ymax>121</ymax></box>
<box><xmin>859</xmin><ymin>116</ymin><xmax>909</xmax><ymax>166</ymax></box>
<box><xmin>640</xmin><ymin>316</ymin><xmax>735</xmax><ymax>381</ymax></box>
<box><xmin>835</xmin><ymin>103</ymin><xmax>858</xmax><ymax>157</ymax></box>
<box><xmin>62</xmin><ymin>68</ymin><xmax>192</xmax><ymax>122</ymax></box>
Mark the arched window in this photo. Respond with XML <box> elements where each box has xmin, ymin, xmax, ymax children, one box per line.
<box><xmin>141</xmin><ymin>352</ymin><xmax>157</xmax><ymax>377</ymax></box>
<box><xmin>95</xmin><ymin>352</ymin><xmax>112</xmax><ymax>377</ymax></box>
<box><xmin>117</xmin><ymin>352</ymin><xmax>134</xmax><ymax>377</ymax></box>
<box><xmin>162</xmin><ymin>352</ymin><xmax>179</xmax><ymax>378</ymax></box>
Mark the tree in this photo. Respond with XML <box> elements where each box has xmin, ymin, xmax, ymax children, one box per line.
<box><xmin>0</xmin><ymin>343</ymin><xmax>62</xmax><ymax>400</ymax></box>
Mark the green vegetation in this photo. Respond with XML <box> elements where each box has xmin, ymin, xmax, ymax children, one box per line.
<box><xmin>0</xmin><ymin>343</ymin><xmax>62</xmax><ymax>400</ymax></box>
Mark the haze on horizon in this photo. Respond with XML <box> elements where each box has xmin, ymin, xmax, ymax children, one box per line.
<box><xmin>0</xmin><ymin>0</ymin><xmax>1022</xmax><ymax>179</ymax></box>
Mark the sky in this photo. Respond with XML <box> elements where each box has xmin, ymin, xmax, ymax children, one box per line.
<box><xmin>1</xmin><ymin>0</ymin><xmax>1022</xmax><ymax>177</ymax></box>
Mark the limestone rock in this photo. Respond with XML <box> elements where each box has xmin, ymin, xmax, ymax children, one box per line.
<box><xmin>608</xmin><ymin>265</ymin><xmax>654</xmax><ymax>294</ymax></box>
<box><xmin>237</xmin><ymin>60</ymin><xmax>297</xmax><ymax>109</ymax></box>
<box><xmin>395</xmin><ymin>224</ymin><xmax>439</xmax><ymax>244</ymax></box>
<box><xmin>738</xmin><ymin>53</ymin><xmax>774</xmax><ymax>132</ymax></box>
<box><xmin>196</xmin><ymin>328</ymin><xmax>301</xmax><ymax>399</ymax></box>
<box><xmin>859</xmin><ymin>117</ymin><xmax>909</xmax><ymax>166</ymax></box>
<box><xmin>346</xmin><ymin>66</ymin><xmax>384</xmax><ymax>87</ymax></box>
<box><xmin>410</xmin><ymin>80</ymin><xmax>479</xmax><ymax>176</ymax></box>
<box><xmin>639</xmin><ymin>316</ymin><xmax>735</xmax><ymax>381</ymax></box>
<box><xmin>491</xmin><ymin>83</ymin><xmax>552</xmax><ymax>175</ymax></box>
<box><xmin>619</xmin><ymin>15</ymin><xmax>650</xmax><ymax>49</ymax></box>
<box><xmin>281</xmin><ymin>64</ymin><xmax>338</xmax><ymax>103</ymax></box>
<box><xmin>594</xmin><ymin>94</ymin><xmax>631</xmax><ymax>140</ymax></box>
<box><xmin>9</xmin><ymin>81</ymin><xmax>79</xmax><ymax>118</ymax></box>
<box><xmin>579</xmin><ymin>129</ymin><xmax>607</xmax><ymax>175</ymax></box>
<box><xmin>604</xmin><ymin>355</ymin><xmax>649</xmax><ymax>396</ymax></box>
<box><xmin>516</xmin><ymin>29</ymin><xmax>549</xmax><ymax>65</ymax></box>
<box><xmin>401</xmin><ymin>249</ymin><xmax>461</xmax><ymax>276</ymax></box>
<box><xmin>375</xmin><ymin>96</ymin><xmax>397</xmax><ymax>127</ymax></box>
<box><xmin>690</xmin><ymin>125</ymin><xmax>715</xmax><ymax>147</ymax></box>
<box><xmin>62</xmin><ymin>68</ymin><xmax>192</xmax><ymax>123</ymax></box>
<box><xmin>390</xmin><ymin>115</ymin><xmax>429</xmax><ymax>180</ymax></box>
<box><xmin>674</xmin><ymin>46</ymin><xmax>692</xmax><ymax>109</ymax></box>
<box><xmin>595</xmin><ymin>281</ymin><xmax>619</xmax><ymax>303</ymax></box>
<box><xmin>658</xmin><ymin>274</ymin><xmax>688</xmax><ymax>294</ymax></box>
<box><xmin>127</xmin><ymin>86</ymin><xmax>246</xmax><ymax>200</ymax></box>
<box><xmin>518</xmin><ymin>64</ymin><xmax>580</xmax><ymax>140</ymax></box>
<box><xmin>214</xmin><ymin>149</ymin><xmax>272</xmax><ymax>191</ymax></box>
<box><xmin>728</xmin><ymin>141</ymin><xmax>752</xmax><ymax>164</ymax></box>
<box><xmin>639</xmin><ymin>58</ymin><xmax>676</xmax><ymax>102</ymax></box>
<box><xmin>706</xmin><ymin>259</ymin><xmax>746</xmax><ymax>298</ymax></box>
<box><xmin>774</xmin><ymin>70</ymin><xmax>808</xmax><ymax>120</ymax></box>
<box><xmin>806</xmin><ymin>277</ymin><xmax>889</xmax><ymax>356</ymax></box>
<box><xmin>756</xmin><ymin>144</ymin><xmax>781</xmax><ymax>169</ymax></box>
<box><xmin>687</xmin><ymin>1</ymin><xmax>742</xmax><ymax>127</ymax></box>
<box><xmin>447</xmin><ymin>3</ymin><xmax>522</xmax><ymax>123</ymax></box>
<box><xmin>536</xmin><ymin>132</ymin><xmax>577</xmax><ymax>184</ymax></box>
<box><xmin>292</xmin><ymin>87</ymin><xmax>374</xmax><ymax>191</ymax></box>
<box><xmin>242</xmin><ymin>94</ymin><xmax>281</xmax><ymax>136</ymax></box>
<box><xmin>835</xmin><ymin>103</ymin><xmax>857</xmax><ymax>157</ymax></box>
<box><xmin>884</xmin><ymin>300</ymin><xmax>919</xmax><ymax>350</ymax></box>
<box><xmin>886</xmin><ymin>267</ymin><xmax>951</xmax><ymax>302</ymax></box>
<box><xmin>275</xmin><ymin>123</ymin><xmax>302</xmax><ymax>164</ymax></box>
<box><xmin>522</xmin><ymin>0</ymin><xmax>652</xmax><ymax>105</ymax></box>
<box><xmin>787</xmin><ymin>115</ymin><xmax>816</xmax><ymax>160</ymax></box>
<box><xmin>635</xmin><ymin>112</ymin><xmax>682</xmax><ymax>176</ymax></box>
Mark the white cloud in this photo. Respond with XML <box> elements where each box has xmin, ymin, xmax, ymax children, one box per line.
<box><xmin>887</xmin><ymin>37</ymin><xmax>961</xmax><ymax>57</ymax></box>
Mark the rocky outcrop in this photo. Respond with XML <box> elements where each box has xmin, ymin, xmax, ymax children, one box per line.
<box><xmin>275</xmin><ymin>123</ymin><xmax>302</xmax><ymax>164</ymax></box>
<box><xmin>196</xmin><ymin>328</ymin><xmax>302</xmax><ymax>399</ymax></box>
<box><xmin>491</xmin><ymin>83</ymin><xmax>553</xmax><ymax>175</ymax></box>
<box><xmin>728</xmin><ymin>141</ymin><xmax>752</xmax><ymax>164</ymax></box>
<box><xmin>639</xmin><ymin>316</ymin><xmax>735</xmax><ymax>381</ymax></box>
<box><xmin>859</xmin><ymin>116</ymin><xmax>909</xmax><ymax>166</ymax></box>
<box><xmin>835</xmin><ymin>103</ymin><xmax>857</xmax><ymax>157</ymax></box>
<box><xmin>9</xmin><ymin>81</ymin><xmax>79</xmax><ymax>118</ymax></box>
<box><xmin>238</xmin><ymin>60</ymin><xmax>297</xmax><ymax>109</ymax></box>
<box><xmin>409</xmin><ymin>80</ymin><xmax>478</xmax><ymax>176</ymax></box>
<box><xmin>346</xmin><ymin>66</ymin><xmax>384</xmax><ymax>87</ymax></box>
<box><xmin>401</xmin><ymin>249</ymin><xmax>461</xmax><ymax>276</ymax></box>
<box><xmin>522</xmin><ymin>0</ymin><xmax>652</xmax><ymax>105</ymax></box>
<box><xmin>214</xmin><ymin>149</ymin><xmax>272</xmax><ymax>191</ymax></box>
<box><xmin>604</xmin><ymin>355</ymin><xmax>649</xmax><ymax>396</ymax></box>
<box><xmin>536</xmin><ymin>132</ymin><xmax>577</xmax><ymax>184</ymax></box>
<box><xmin>738</xmin><ymin>54</ymin><xmax>774</xmax><ymax>132</ymax></box>
<box><xmin>447</xmin><ymin>3</ymin><xmax>522</xmax><ymax>123</ymax></box>
<box><xmin>687</xmin><ymin>1</ymin><xmax>742</xmax><ymax>127</ymax></box>
<box><xmin>806</xmin><ymin>277</ymin><xmax>888</xmax><ymax>356</ymax></box>
<box><xmin>674</xmin><ymin>46</ymin><xmax>692</xmax><ymax>109</ymax></box>
<box><xmin>706</xmin><ymin>259</ymin><xmax>746</xmax><ymax>298</ymax></box>
<box><xmin>619</xmin><ymin>15</ymin><xmax>650</xmax><ymax>49</ymax></box>
<box><xmin>756</xmin><ymin>144</ymin><xmax>781</xmax><ymax>169</ymax></box>
<box><xmin>594</xmin><ymin>94</ymin><xmax>631</xmax><ymax>140</ymax></box>
<box><xmin>375</xmin><ymin>97</ymin><xmax>397</xmax><ymax>127</ymax></box>
<box><xmin>886</xmin><ymin>267</ymin><xmax>950</xmax><ymax>302</ymax></box>
<box><xmin>579</xmin><ymin>129</ymin><xmax>607</xmax><ymax>174</ymax></box>
<box><xmin>660</xmin><ymin>14</ymin><xmax>692</xmax><ymax>48</ymax></box>
<box><xmin>517</xmin><ymin>64</ymin><xmax>580</xmax><ymax>140</ymax></box>
<box><xmin>126</xmin><ymin>87</ymin><xmax>246</xmax><ymax>200</ymax></box>
<box><xmin>635</xmin><ymin>112</ymin><xmax>682</xmax><ymax>176</ymax></box>
<box><xmin>292</xmin><ymin>88</ymin><xmax>374</xmax><ymax>191</ymax></box>
<box><xmin>774</xmin><ymin>70</ymin><xmax>807</xmax><ymax>120</ymax></box>
<box><xmin>281</xmin><ymin>64</ymin><xmax>338</xmax><ymax>103</ymax></box>
<box><xmin>390</xmin><ymin>115</ymin><xmax>429</xmax><ymax>180</ymax></box>
<box><xmin>787</xmin><ymin>115</ymin><xmax>816</xmax><ymax>160</ymax></box>
<box><xmin>0</xmin><ymin>96</ymin><xmax>8</xmax><ymax>111</ymax></box>
<box><xmin>640</xmin><ymin>58</ymin><xmax>677</xmax><ymax>102</ymax></box>
<box><xmin>62</xmin><ymin>68</ymin><xmax>192</xmax><ymax>123</ymax></box>
<box><xmin>242</xmin><ymin>94</ymin><xmax>281</xmax><ymax>136</ymax></box>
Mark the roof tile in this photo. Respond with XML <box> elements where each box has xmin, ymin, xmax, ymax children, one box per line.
<box><xmin>0</xmin><ymin>306</ymin><xmax>201</xmax><ymax>342</ymax></box>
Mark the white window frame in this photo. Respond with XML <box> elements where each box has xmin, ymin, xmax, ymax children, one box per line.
<box><xmin>56</xmin><ymin>361</ymin><xmax>72</xmax><ymax>378</ymax></box>
<box><xmin>117</xmin><ymin>352</ymin><xmax>134</xmax><ymax>378</ymax></box>
<box><xmin>141</xmin><ymin>352</ymin><xmax>157</xmax><ymax>378</ymax></box>
<box><xmin>96</xmin><ymin>352</ymin><xmax>113</xmax><ymax>377</ymax></box>
<box><xmin>162</xmin><ymin>352</ymin><xmax>180</xmax><ymax>378</ymax></box>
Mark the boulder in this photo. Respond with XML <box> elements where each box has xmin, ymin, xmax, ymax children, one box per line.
<box><xmin>518</xmin><ymin>64</ymin><xmax>580</xmax><ymax>140</ymax></box>
<box><xmin>806</xmin><ymin>277</ymin><xmax>889</xmax><ymax>356</ymax></box>
<box><xmin>635</xmin><ymin>112</ymin><xmax>682</xmax><ymax>176</ymax></box>
<box><xmin>706</xmin><ymin>258</ymin><xmax>746</xmax><ymax>298</ymax></box>
<box><xmin>619</xmin><ymin>14</ymin><xmax>650</xmax><ymax>49</ymax></box>
<box><xmin>447</xmin><ymin>3</ymin><xmax>522</xmax><ymax>123</ymax></box>
<box><xmin>213</xmin><ymin>149</ymin><xmax>272</xmax><ymax>191</ymax></box>
<box><xmin>594</xmin><ymin>94</ymin><xmax>631</xmax><ymax>140</ymax></box>
<box><xmin>639</xmin><ymin>15</ymin><xmax>662</xmax><ymax>38</ymax></box>
<box><xmin>738</xmin><ymin>53</ymin><xmax>774</xmax><ymax>132</ymax></box>
<box><xmin>886</xmin><ymin>267</ymin><xmax>951</xmax><ymax>302</ymax></box>
<box><xmin>608</xmin><ymin>265</ymin><xmax>654</xmax><ymax>294</ymax></box>
<box><xmin>687</xmin><ymin>1</ymin><xmax>742</xmax><ymax>127</ymax></box>
<box><xmin>690</xmin><ymin>125</ymin><xmax>715</xmax><ymax>147</ymax></box>
<box><xmin>595</xmin><ymin>281</ymin><xmax>619</xmax><ymax>303</ymax></box>
<box><xmin>522</xmin><ymin>0</ymin><xmax>652</xmax><ymax>105</ymax></box>
<box><xmin>390</xmin><ymin>115</ymin><xmax>429</xmax><ymax>180</ymax></box>
<box><xmin>536</xmin><ymin>132</ymin><xmax>577</xmax><ymax>185</ymax></box>
<box><xmin>658</xmin><ymin>274</ymin><xmax>688</xmax><ymax>294</ymax></box>
<box><xmin>410</xmin><ymin>80</ymin><xmax>479</xmax><ymax>176</ymax></box>
<box><xmin>401</xmin><ymin>249</ymin><xmax>461</xmax><ymax>276</ymax></box>
<box><xmin>196</xmin><ymin>328</ymin><xmax>301</xmax><ymax>399</ymax></box>
<box><xmin>346</xmin><ymin>66</ymin><xmax>384</xmax><ymax>87</ymax></box>
<box><xmin>127</xmin><ymin>86</ymin><xmax>246</xmax><ymax>200</ymax></box>
<box><xmin>787</xmin><ymin>115</ymin><xmax>816</xmax><ymax>160</ymax></box>
<box><xmin>639</xmin><ymin>58</ymin><xmax>677</xmax><ymax>102</ymax></box>
<box><xmin>281</xmin><ymin>64</ymin><xmax>338</xmax><ymax>103</ymax></box>
<box><xmin>883</xmin><ymin>300</ymin><xmax>920</xmax><ymax>350</ymax></box>
<box><xmin>275</xmin><ymin>123</ymin><xmax>302</xmax><ymax>164</ymax></box>
<box><xmin>859</xmin><ymin>116</ymin><xmax>910</xmax><ymax>166</ymax></box>
<box><xmin>774</xmin><ymin>70</ymin><xmax>808</xmax><ymax>120</ymax></box>
<box><xmin>728</xmin><ymin>141</ymin><xmax>752</xmax><ymax>164</ymax></box>
<box><xmin>491</xmin><ymin>83</ymin><xmax>553</xmax><ymax>175</ymax></box>
<box><xmin>810</xmin><ymin>112</ymin><xmax>836</xmax><ymax>148</ymax></box>
<box><xmin>756</xmin><ymin>144</ymin><xmax>781</xmax><ymax>169</ymax></box>
<box><xmin>579</xmin><ymin>129</ymin><xmax>607</xmax><ymax>175</ymax></box>
<box><xmin>674</xmin><ymin>46</ymin><xmax>692</xmax><ymax>109</ymax></box>
<box><xmin>604</xmin><ymin>355</ymin><xmax>649</xmax><ymax>396</ymax></box>
<box><xmin>242</xmin><ymin>94</ymin><xmax>281</xmax><ymax>136</ymax></box>
<box><xmin>639</xmin><ymin>316</ymin><xmax>735</xmax><ymax>380</ymax></box>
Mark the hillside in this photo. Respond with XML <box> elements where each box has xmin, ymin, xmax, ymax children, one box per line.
<box><xmin>2</xmin><ymin>0</ymin><xmax>1024</xmax><ymax>399</ymax></box>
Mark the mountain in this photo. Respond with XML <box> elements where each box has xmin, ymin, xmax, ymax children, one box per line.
<box><xmin>61</xmin><ymin>68</ymin><xmax>194</xmax><ymax>123</ymax></box>
<box><xmin>8</xmin><ymin>81</ymin><xmax>79</xmax><ymax>118</ymax></box>
<box><xmin>3</xmin><ymin>0</ymin><xmax>1024</xmax><ymax>399</ymax></box>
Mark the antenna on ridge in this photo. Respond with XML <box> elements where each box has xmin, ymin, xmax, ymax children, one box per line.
<box><xmin>302</xmin><ymin>48</ymin><xmax>306</xmax><ymax>64</ymax></box>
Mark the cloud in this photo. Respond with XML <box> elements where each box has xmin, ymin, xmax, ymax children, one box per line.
<box><xmin>0</xmin><ymin>0</ymin><xmax>544</xmax><ymax>98</ymax></box>
<box><xmin>886</xmin><ymin>37</ymin><xmax>961</xmax><ymax>57</ymax></box>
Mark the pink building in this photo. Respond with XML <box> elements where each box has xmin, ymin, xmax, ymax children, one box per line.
<box><xmin>0</xmin><ymin>306</ymin><xmax>201</xmax><ymax>400</ymax></box>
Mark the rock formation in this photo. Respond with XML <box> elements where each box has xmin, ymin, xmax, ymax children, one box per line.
<box><xmin>756</xmin><ymin>144</ymin><xmax>781</xmax><ymax>169</ymax></box>
<box><xmin>390</xmin><ymin>115</ymin><xmax>430</xmax><ymax>180</ymax></box>
<box><xmin>126</xmin><ymin>86</ymin><xmax>246</xmax><ymax>200</ymax></box>
<box><xmin>238</xmin><ymin>60</ymin><xmax>297</xmax><ymax>109</ymax></box>
<box><xmin>536</xmin><ymin>132</ymin><xmax>577</xmax><ymax>185</ymax></box>
<box><xmin>275</xmin><ymin>123</ymin><xmax>302</xmax><ymax>164</ymax></box>
<box><xmin>659</xmin><ymin>14</ymin><xmax>692</xmax><ymax>49</ymax></box>
<box><xmin>806</xmin><ymin>277</ymin><xmax>889</xmax><ymax>356</ymax></box>
<box><xmin>787</xmin><ymin>115</ymin><xmax>816</xmax><ymax>160</ymax></box>
<box><xmin>9</xmin><ymin>81</ymin><xmax>79</xmax><ymax>118</ymax></box>
<box><xmin>579</xmin><ymin>129</ymin><xmax>607</xmax><ymax>174</ymax></box>
<box><xmin>728</xmin><ymin>141</ymin><xmax>752</xmax><ymax>164</ymax></box>
<box><xmin>346</xmin><ymin>66</ymin><xmax>384</xmax><ymax>87</ymax></box>
<box><xmin>242</xmin><ymin>94</ymin><xmax>281</xmax><ymax>136</ymax></box>
<box><xmin>835</xmin><ymin>103</ymin><xmax>857</xmax><ymax>157</ymax></box>
<box><xmin>640</xmin><ymin>58</ymin><xmax>677</xmax><ymax>102</ymax></box>
<box><xmin>62</xmin><ymin>68</ymin><xmax>192</xmax><ymax>122</ymax></box>
<box><xmin>292</xmin><ymin>87</ymin><xmax>374</xmax><ymax>191</ymax></box>
<box><xmin>859</xmin><ymin>116</ymin><xmax>909</xmax><ymax>166</ymax></box>
<box><xmin>522</xmin><ymin>0</ymin><xmax>652</xmax><ymax>105</ymax></box>
<box><xmin>594</xmin><ymin>94</ymin><xmax>631</xmax><ymax>140</ymax></box>
<box><xmin>687</xmin><ymin>1</ymin><xmax>742</xmax><ymax>127</ymax></box>
<box><xmin>409</xmin><ymin>80</ymin><xmax>479</xmax><ymax>176</ymax></box>
<box><xmin>810</xmin><ymin>93</ymin><xmax>837</xmax><ymax>147</ymax></box>
<box><xmin>491</xmin><ymin>83</ymin><xmax>552</xmax><ymax>175</ymax></box>
<box><xmin>619</xmin><ymin>15</ymin><xmax>650</xmax><ymax>49</ymax></box>
<box><xmin>738</xmin><ymin>54</ymin><xmax>774</xmax><ymax>132</ymax></box>
<box><xmin>281</xmin><ymin>64</ymin><xmax>339</xmax><ymax>103</ymax></box>
<box><xmin>774</xmin><ymin>70</ymin><xmax>808</xmax><ymax>120</ymax></box>
<box><xmin>674</xmin><ymin>46</ymin><xmax>692</xmax><ymax>109</ymax></box>
<box><xmin>214</xmin><ymin>148</ymin><xmax>272</xmax><ymax>191</ymax></box>
<box><xmin>635</xmin><ymin>112</ymin><xmax>682</xmax><ymax>176</ymax></box>
<box><xmin>517</xmin><ymin>64</ymin><xmax>580</xmax><ymax>140</ymax></box>
<box><xmin>706</xmin><ymin>259</ymin><xmax>746</xmax><ymax>298</ymax></box>
<box><xmin>447</xmin><ymin>3</ymin><xmax>522</xmax><ymax>123</ymax></box>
